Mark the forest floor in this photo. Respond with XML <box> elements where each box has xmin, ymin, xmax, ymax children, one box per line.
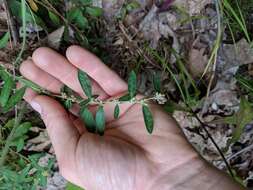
<box><xmin>0</xmin><ymin>0</ymin><xmax>253</xmax><ymax>189</ymax></box>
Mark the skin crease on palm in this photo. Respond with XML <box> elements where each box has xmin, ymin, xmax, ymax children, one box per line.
<box><xmin>18</xmin><ymin>46</ymin><xmax>244</xmax><ymax>190</ymax></box>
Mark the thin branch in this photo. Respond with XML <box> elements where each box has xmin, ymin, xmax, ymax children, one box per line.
<box><xmin>118</xmin><ymin>22</ymin><xmax>162</xmax><ymax>69</ymax></box>
<box><xmin>3</xmin><ymin>0</ymin><xmax>19</xmax><ymax>47</ymax></box>
<box><xmin>227</xmin><ymin>143</ymin><xmax>253</xmax><ymax>162</ymax></box>
<box><xmin>191</xmin><ymin>109</ymin><xmax>235</xmax><ymax>178</ymax></box>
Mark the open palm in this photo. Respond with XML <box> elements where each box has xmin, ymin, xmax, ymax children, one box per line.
<box><xmin>20</xmin><ymin>46</ymin><xmax>227</xmax><ymax>190</ymax></box>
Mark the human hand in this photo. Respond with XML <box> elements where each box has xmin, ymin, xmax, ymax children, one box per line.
<box><xmin>20</xmin><ymin>46</ymin><xmax>243</xmax><ymax>190</ymax></box>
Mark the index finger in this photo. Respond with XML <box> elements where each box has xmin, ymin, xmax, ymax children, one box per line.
<box><xmin>66</xmin><ymin>46</ymin><xmax>127</xmax><ymax>96</ymax></box>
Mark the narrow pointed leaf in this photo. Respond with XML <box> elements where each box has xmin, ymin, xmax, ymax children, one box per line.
<box><xmin>66</xmin><ymin>182</ymin><xmax>83</xmax><ymax>190</ymax></box>
<box><xmin>128</xmin><ymin>71</ymin><xmax>137</xmax><ymax>98</ymax></box>
<box><xmin>119</xmin><ymin>93</ymin><xmax>131</xmax><ymax>101</ymax></box>
<box><xmin>61</xmin><ymin>85</ymin><xmax>73</xmax><ymax>96</ymax></box>
<box><xmin>78</xmin><ymin>70</ymin><xmax>92</xmax><ymax>98</ymax></box>
<box><xmin>0</xmin><ymin>32</ymin><xmax>10</xmax><ymax>49</ymax></box>
<box><xmin>85</xmin><ymin>7</ymin><xmax>103</xmax><ymax>17</ymax></box>
<box><xmin>114</xmin><ymin>104</ymin><xmax>120</xmax><ymax>119</ymax></box>
<box><xmin>0</xmin><ymin>68</ymin><xmax>10</xmax><ymax>82</ymax></box>
<box><xmin>142</xmin><ymin>105</ymin><xmax>154</xmax><ymax>134</ymax></box>
<box><xmin>13</xmin><ymin>122</ymin><xmax>32</xmax><ymax>139</ymax></box>
<box><xmin>0</xmin><ymin>76</ymin><xmax>15</xmax><ymax>107</ymax></box>
<box><xmin>64</xmin><ymin>99</ymin><xmax>73</xmax><ymax>109</ymax></box>
<box><xmin>3</xmin><ymin>87</ymin><xmax>26</xmax><ymax>112</ymax></box>
<box><xmin>80</xmin><ymin>107</ymin><xmax>96</xmax><ymax>133</ymax></box>
<box><xmin>153</xmin><ymin>73</ymin><xmax>161</xmax><ymax>93</ymax></box>
<box><xmin>96</xmin><ymin>106</ymin><xmax>105</xmax><ymax>136</ymax></box>
<box><xmin>49</xmin><ymin>11</ymin><xmax>61</xmax><ymax>26</ymax></box>
<box><xmin>232</xmin><ymin>97</ymin><xmax>253</xmax><ymax>142</ymax></box>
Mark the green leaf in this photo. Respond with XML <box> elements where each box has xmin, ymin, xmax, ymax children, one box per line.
<box><xmin>16</xmin><ymin>138</ymin><xmax>25</xmax><ymax>152</ymax></box>
<box><xmin>142</xmin><ymin>105</ymin><xmax>154</xmax><ymax>134</ymax></box>
<box><xmin>128</xmin><ymin>71</ymin><xmax>137</xmax><ymax>98</ymax></box>
<box><xmin>85</xmin><ymin>7</ymin><xmax>103</xmax><ymax>17</ymax></box>
<box><xmin>0</xmin><ymin>68</ymin><xmax>9</xmax><ymax>81</ymax></box>
<box><xmin>61</xmin><ymin>85</ymin><xmax>73</xmax><ymax>96</ymax></box>
<box><xmin>0</xmin><ymin>75</ymin><xmax>15</xmax><ymax>107</ymax></box>
<box><xmin>3</xmin><ymin>119</ymin><xmax>15</xmax><ymax>129</ymax></box>
<box><xmin>3</xmin><ymin>87</ymin><xmax>26</xmax><ymax>112</ymax></box>
<box><xmin>80</xmin><ymin>107</ymin><xmax>96</xmax><ymax>133</ymax></box>
<box><xmin>80</xmin><ymin>0</ymin><xmax>92</xmax><ymax>4</ymax></box>
<box><xmin>64</xmin><ymin>99</ymin><xmax>73</xmax><ymax>109</ymax></box>
<box><xmin>9</xmin><ymin>0</ymin><xmax>47</xmax><ymax>29</ymax></box>
<box><xmin>119</xmin><ymin>94</ymin><xmax>131</xmax><ymax>101</ymax></box>
<box><xmin>114</xmin><ymin>104</ymin><xmax>120</xmax><ymax>119</ymax></box>
<box><xmin>232</xmin><ymin>97</ymin><xmax>253</xmax><ymax>142</ymax></box>
<box><xmin>18</xmin><ymin>77</ymin><xmax>44</xmax><ymax>93</ymax></box>
<box><xmin>68</xmin><ymin>8</ymin><xmax>89</xmax><ymax>29</ymax></box>
<box><xmin>49</xmin><ymin>11</ymin><xmax>61</xmax><ymax>26</ymax></box>
<box><xmin>0</xmin><ymin>32</ymin><xmax>10</xmax><ymax>49</ymax></box>
<box><xmin>66</xmin><ymin>182</ymin><xmax>84</xmax><ymax>190</ymax></box>
<box><xmin>96</xmin><ymin>106</ymin><xmax>105</xmax><ymax>136</ymax></box>
<box><xmin>236</xmin><ymin>75</ymin><xmax>253</xmax><ymax>93</ymax></box>
<box><xmin>78</xmin><ymin>70</ymin><xmax>92</xmax><ymax>98</ymax></box>
<box><xmin>13</xmin><ymin>122</ymin><xmax>32</xmax><ymax>139</ymax></box>
<box><xmin>153</xmin><ymin>73</ymin><xmax>161</xmax><ymax>93</ymax></box>
<box><xmin>126</xmin><ymin>2</ymin><xmax>141</xmax><ymax>12</ymax></box>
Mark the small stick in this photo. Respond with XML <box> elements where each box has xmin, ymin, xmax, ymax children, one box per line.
<box><xmin>3</xmin><ymin>0</ymin><xmax>19</xmax><ymax>47</ymax></box>
<box><xmin>227</xmin><ymin>144</ymin><xmax>253</xmax><ymax>162</ymax></box>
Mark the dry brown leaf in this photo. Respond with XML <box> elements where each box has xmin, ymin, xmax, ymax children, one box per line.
<box><xmin>188</xmin><ymin>48</ymin><xmax>208</xmax><ymax>78</ymax></box>
<box><xmin>174</xmin><ymin>0</ymin><xmax>212</xmax><ymax>15</ymax></box>
<box><xmin>219</xmin><ymin>39</ymin><xmax>253</xmax><ymax>72</ymax></box>
<box><xmin>46</xmin><ymin>26</ymin><xmax>65</xmax><ymax>50</ymax></box>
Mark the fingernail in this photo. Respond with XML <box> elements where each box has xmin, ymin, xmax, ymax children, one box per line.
<box><xmin>30</xmin><ymin>101</ymin><xmax>42</xmax><ymax>114</ymax></box>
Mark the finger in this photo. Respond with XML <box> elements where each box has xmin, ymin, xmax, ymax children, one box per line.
<box><xmin>26</xmin><ymin>95</ymin><xmax>80</xmax><ymax>171</ymax></box>
<box><xmin>20</xmin><ymin>59</ymin><xmax>62</xmax><ymax>93</ymax></box>
<box><xmin>66</xmin><ymin>45</ymin><xmax>128</xmax><ymax>96</ymax></box>
<box><xmin>23</xmin><ymin>87</ymin><xmax>38</xmax><ymax>102</ymax></box>
<box><xmin>72</xmin><ymin>117</ymin><xmax>86</xmax><ymax>134</ymax></box>
<box><xmin>32</xmin><ymin>47</ymin><xmax>108</xmax><ymax>99</ymax></box>
<box><xmin>89</xmin><ymin>97</ymin><xmax>137</xmax><ymax>124</ymax></box>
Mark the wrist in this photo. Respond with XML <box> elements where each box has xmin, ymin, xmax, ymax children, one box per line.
<box><xmin>148</xmin><ymin>155</ymin><xmax>244</xmax><ymax>190</ymax></box>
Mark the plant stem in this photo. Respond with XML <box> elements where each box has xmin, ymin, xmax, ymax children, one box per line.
<box><xmin>3</xmin><ymin>0</ymin><xmax>19</xmax><ymax>47</ymax></box>
<box><xmin>190</xmin><ymin>108</ymin><xmax>235</xmax><ymax>178</ymax></box>
<box><xmin>13</xmin><ymin>0</ymin><xmax>27</xmax><ymax>66</ymax></box>
<box><xmin>0</xmin><ymin>102</ymin><xmax>26</xmax><ymax>167</ymax></box>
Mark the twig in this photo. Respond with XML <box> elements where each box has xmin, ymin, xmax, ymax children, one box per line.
<box><xmin>191</xmin><ymin>109</ymin><xmax>235</xmax><ymax>178</ymax></box>
<box><xmin>227</xmin><ymin>144</ymin><xmax>253</xmax><ymax>161</ymax></box>
<box><xmin>3</xmin><ymin>0</ymin><xmax>19</xmax><ymax>47</ymax></box>
<box><xmin>118</xmin><ymin>22</ymin><xmax>162</xmax><ymax>69</ymax></box>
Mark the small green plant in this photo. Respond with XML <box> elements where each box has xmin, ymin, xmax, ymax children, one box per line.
<box><xmin>0</xmin><ymin>64</ymin><xmax>167</xmax><ymax>135</ymax></box>
<box><xmin>222</xmin><ymin>0</ymin><xmax>253</xmax><ymax>42</ymax></box>
<box><xmin>76</xmin><ymin>69</ymin><xmax>167</xmax><ymax>134</ymax></box>
<box><xmin>60</xmin><ymin>69</ymin><xmax>167</xmax><ymax>135</ymax></box>
<box><xmin>0</xmin><ymin>153</ymin><xmax>54</xmax><ymax>189</ymax></box>
<box><xmin>117</xmin><ymin>1</ymin><xmax>141</xmax><ymax>20</ymax></box>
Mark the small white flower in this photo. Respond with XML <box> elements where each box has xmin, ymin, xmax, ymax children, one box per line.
<box><xmin>155</xmin><ymin>93</ymin><xmax>167</xmax><ymax>104</ymax></box>
<box><xmin>130</xmin><ymin>97</ymin><xmax>136</xmax><ymax>103</ymax></box>
<box><xmin>112</xmin><ymin>99</ymin><xmax>120</xmax><ymax>105</ymax></box>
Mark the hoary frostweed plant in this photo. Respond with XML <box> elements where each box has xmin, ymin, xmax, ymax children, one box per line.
<box><xmin>74</xmin><ymin>70</ymin><xmax>167</xmax><ymax>135</ymax></box>
<box><xmin>0</xmin><ymin>65</ymin><xmax>167</xmax><ymax>135</ymax></box>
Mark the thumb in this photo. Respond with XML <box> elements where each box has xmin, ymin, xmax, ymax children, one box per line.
<box><xmin>28</xmin><ymin>95</ymin><xmax>80</xmax><ymax>167</ymax></box>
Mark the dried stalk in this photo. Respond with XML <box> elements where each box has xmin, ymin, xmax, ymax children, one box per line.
<box><xmin>3</xmin><ymin>0</ymin><xmax>19</xmax><ymax>47</ymax></box>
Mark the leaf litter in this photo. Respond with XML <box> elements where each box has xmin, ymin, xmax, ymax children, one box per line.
<box><xmin>0</xmin><ymin>0</ymin><xmax>253</xmax><ymax>188</ymax></box>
